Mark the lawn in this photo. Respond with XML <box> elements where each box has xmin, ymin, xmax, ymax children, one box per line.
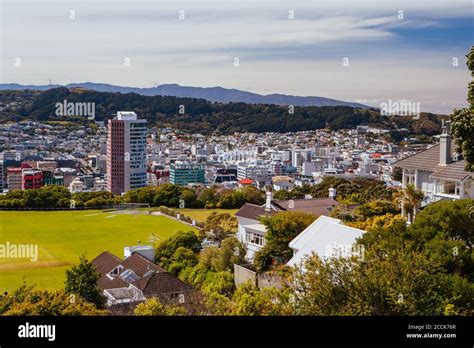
<box><xmin>177</xmin><ymin>208</ymin><xmax>238</xmax><ymax>222</ymax></box>
<box><xmin>138</xmin><ymin>207</ymin><xmax>238</xmax><ymax>222</ymax></box>
<box><xmin>0</xmin><ymin>210</ymin><xmax>197</xmax><ymax>292</ymax></box>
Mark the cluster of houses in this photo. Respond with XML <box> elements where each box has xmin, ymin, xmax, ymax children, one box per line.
<box><xmin>90</xmin><ymin>123</ymin><xmax>472</xmax><ymax>313</ymax></box>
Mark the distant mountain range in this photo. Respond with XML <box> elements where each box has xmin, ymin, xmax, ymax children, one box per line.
<box><xmin>0</xmin><ymin>82</ymin><xmax>369</xmax><ymax>108</ymax></box>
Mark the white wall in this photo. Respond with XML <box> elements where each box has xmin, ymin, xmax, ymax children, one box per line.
<box><xmin>236</xmin><ymin>216</ymin><xmax>258</xmax><ymax>243</ymax></box>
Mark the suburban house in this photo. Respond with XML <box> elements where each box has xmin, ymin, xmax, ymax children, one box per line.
<box><xmin>233</xmin><ymin>215</ymin><xmax>365</xmax><ymax>288</ymax></box>
<box><xmin>392</xmin><ymin>121</ymin><xmax>473</xmax><ymax>217</ymax></box>
<box><xmin>287</xmin><ymin>215</ymin><xmax>365</xmax><ymax>268</ymax></box>
<box><xmin>235</xmin><ymin>189</ymin><xmax>340</xmax><ymax>260</ymax></box>
<box><xmin>91</xmin><ymin>245</ymin><xmax>196</xmax><ymax>314</ymax></box>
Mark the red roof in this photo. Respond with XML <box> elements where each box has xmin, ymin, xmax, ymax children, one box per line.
<box><xmin>238</xmin><ymin>178</ymin><xmax>254</xmax><ymax>185</ymax></box>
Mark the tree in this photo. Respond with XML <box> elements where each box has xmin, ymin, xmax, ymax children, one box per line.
<box><xmin>253</xmin><ymin>244</ymin><xmax>274</xmax><ymax>273</ymax></box>
<box><xmin>201</xmin><ymin>271</ymin><xmax>235</xmax><ymax>297</ymax></box>
<box><xmin>155</xmin><ymin>231</ymin><xmax>201</xmax><ymax>265</ymax></box>
<box><xmin>200</xmin><ymin>212</ymin><xmax>237</xmax><ymax>244</ymax></box>
<box><xmin>64</xmin><ymin>255</ymin><xmax>106</xmax><ymax>309</ymax></box>
<box><xmin>258</xmin><ymin>211</ymin><xmax>316</xmax><ymax>265</ymax></box>
<box><xmin>393</xmin><ymin>184</ymin><xmax>424</xmax><ymax>223</ymax></box>
<box><xmin>349</xmin><ymin>213</ymin><xmax>404</xmax><ymax>231</ymax></box>
<box><xmin>450</xmin><ymin>46</ymin><xmax>474</xmax><ymax>171</ymax></box>
<box><xmin>290</xmin><ymin>247</ymin><xmax>473</xmax><ymax>316</ymax></box>
<box><xmin>212</xmin><ymin>237</ymin><xmax>245</xmax><ymax>272</ymax></box>
<box><xmin>353</xmin><ymin>200</ymin><xmax>399</xmax><ymax>221</ymax></box>
<box><xmin>231</xmin><ymin>283</ymin><xmax>291</xmax><ymax>316</ymax></box>
<box><xmin>167</xmin><ymin>246</ymin><xmax>199</xmax><ymax>276</ymax></box>
<box><xmin>134</xmin><ymin>298</ymin><xmax>186</xmax><ymax>316</ymax></box>
<box><xmin>408</xmin><ymin>199</ymin><xmax>474</xmax><ymax>278</ymax></box>
<box><xmin>0</xmin><ymin>284</ymin><xmax>107</xmax><ymax>316</ymax></box>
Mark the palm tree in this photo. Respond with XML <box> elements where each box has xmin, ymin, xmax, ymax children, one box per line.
<box><xmin>393</xmin><ymin>184</ymin><xmax>424</xmax><ymax>224</ymax></box>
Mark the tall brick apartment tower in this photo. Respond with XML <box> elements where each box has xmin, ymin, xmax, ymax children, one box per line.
<box><xmin>107</xmin><ymin>111</ymin><xmax>147</xmax><ymax>195</ymax></box>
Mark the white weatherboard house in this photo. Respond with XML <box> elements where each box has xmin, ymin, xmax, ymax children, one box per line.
<box><xmin>287</xmin><ymin>215</ymin><xmax>365</xmax><ymax>268</ymax></box>
<box><xmin>393</xmin><ymin>121</ymin><xmax>473</xmax><ymax>211</ymax></box>
<box><xmin>235</xmin><ymin>190</ymin><xmax>340</xmax><ymax>260</ymax></box>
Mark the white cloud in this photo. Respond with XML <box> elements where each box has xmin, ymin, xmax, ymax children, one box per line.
<box><xmin>0</xmin><ymin>0</ymin><xmax>471</xmax><ymax>114</ymax></box>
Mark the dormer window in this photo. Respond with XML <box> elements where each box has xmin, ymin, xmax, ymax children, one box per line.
<box><xmin>108</xmin><ymin>265</ymin><xmax>123</xmax><ymax>277</ymax></box>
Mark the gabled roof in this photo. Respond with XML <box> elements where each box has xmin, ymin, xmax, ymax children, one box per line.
<box><xmin>289</xmin><ymin>215</ymin><xmax>342</xmax><ymax>251</ymax></box>
<box><xmin>431</xmin><ymin>160</ymin><xmax>472</xmax><ymax>181</ymax></box>
<box><xmin>235</xmin><ymin>203</ymin><xmax>274</xmax><ymax>221</ymax></box>
<box><xmin>392</xmin><ymin>144</ymin><xmax>471</xmax><ymax>181</ymax></box>
<box><xmin>273</xmin><ymin>198</ymin><xmax>340</xmax><ymax>216</ymax></box>
<box><xmin>392</xmin><ymin>144</ymin><xmax>461</xmax><ymax>171</ymax></box>
<box><xmin>133</xmin><ymin>272</ymin><xmax>194</xmax><ymax>296</ymax></box>
<box><xmin>287</xmin><ymin>216</ymin><xmax>365</xmax><ymax>268</ymax></box>
<box><xmin>235</xmin><ymin>198</ymin><xmax>340</xmax><ymax>221</ymax></box>
<box><xmin>92</xmin><ymin>251</ymin><xmax>123</xmax><ymax>276</ymax></box>
<box><xmin>120</xmin><ymin>253</ymin><xmax>165</xmax><ymax>277</ymax></box>
<box><xmin>92</xmin><ymin>251</ymin><xmax>166</xmax><ymax>290</ymax></box>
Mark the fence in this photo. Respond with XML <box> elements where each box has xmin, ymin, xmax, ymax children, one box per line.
<box><xmin>233</xmin><ymin>264</ymin><xmax>284</xmax><ymax>289</ymax></box>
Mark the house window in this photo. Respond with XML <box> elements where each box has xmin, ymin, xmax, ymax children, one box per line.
<box><xmin>246</xmin><ymin>230</ymin><xmax>265</xmax><ymax>246</ymax></box>
<box><xmin>405</xmin><ymin>169</ymin><xmax>415</xmax><ymax>186</ymax></box>
<box><xmin>108</xmin><ymin>265</ymin><xmax>123</xmax><ymax>276</ymax></box>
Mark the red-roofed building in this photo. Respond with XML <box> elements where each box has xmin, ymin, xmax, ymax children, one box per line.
<box><xmin>91</xmin><ymin>247</ymin><xmax>199</xmax><ymax>314</ymax></box>
<box><xmin>238</xmin><ymin>178</ymin><xmax>254</xmax><ymax>187</ymax></box>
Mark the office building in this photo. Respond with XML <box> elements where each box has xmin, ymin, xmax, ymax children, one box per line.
<box><xmin>170</xmin><ymin>162</ymin><xmax>205</xmax><ymax>186</ymax></box>
<box><xmin>107</xmin><ymin>112</ymin><xmax>147</xmax><ymax>195</ymax></box>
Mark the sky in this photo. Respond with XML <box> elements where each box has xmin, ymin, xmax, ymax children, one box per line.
<box><xmin>1</xmin><ymin>0</ymin><xmax>473</xmax><ymax>113</ymax></box>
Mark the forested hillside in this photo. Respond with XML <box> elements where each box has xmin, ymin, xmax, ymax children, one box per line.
<box><xmin>0</xmin><ymin>87</ymin><xmax>445</xmax><ymax>135</ymax></box>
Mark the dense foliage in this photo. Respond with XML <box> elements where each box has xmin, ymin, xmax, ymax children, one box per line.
<box><xmin>199</xmin><ymin>212</ymin><xmax>238</xmax><ymax>244</ymax></box>
<box><xmin>0</xmin><ymin>284</ymin><xmax>107</xmax><ymax>316</ymax></box>
<box><xmin>254</xmin><ymin>211</ymin><xmax>316</xmax><ymax>272</ymax></box>
<box><xmin>123</xmin><ymin>184</ymin><xmax>265</xmax><ymax>209</ymax></box>
<box><xmin>273</xmin><ymin>177</ymin><xmax>395</xmax><ymax>205</ymax></box>
<box><xmin>0</xmin><ymin>183</ymin><xmax>264</xmax><ymax>210</ymax></box>
<box><xmin>1</xmin><ymin>87</ymin><xmax>374</xmax><ymax>133</ymax></box>
<box><xmin>450</xmin><ymin>46</ymin><xmax>474</xmax><ymax>171</ymax></box>
<box><xmin>64</xmin><ymin>255</ymin><xmax>106</xmax><ymax>309</ymax></box>
<box><xmin>134</xmin><ymin>298</ymin><xmax>186</xmax><ymax>316</ymax></box>
<box><xmin>0</xmin><ymin>87</ymin><xmax>447</xmax><ymax>136</ymax></box>
<box><xmin>154</xmin><ymin>230</ymin><xmax>202</xmax><ymax>274</ymax></box>
<box><xmin>0</xmin><ymin>186</ymin><xmax>121</xmax><ymax>209</ymax></box>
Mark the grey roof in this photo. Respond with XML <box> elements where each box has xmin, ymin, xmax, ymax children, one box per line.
<box><xmin>235</xmin><ymin>198</ymin><xmax>340</xmax><ymax>221</ymax></box>
<box><xmin>431</xmin><ymin>161</ymin><xmax>471</xmax><ymax>181</ymax></box>
<box><xmin>392</xmin><ymin>144</ymin><xmax>471</xmax><ymax>181</ymax></box>
<box><xmin>273</xmin><ymin>198</ymin><xmax>340</xmax><ymax>216</ymax></box>
<box><xmin>235</xmin><ymin>203</ymin><xmax>274</xmax><ymax>220</ymax></box>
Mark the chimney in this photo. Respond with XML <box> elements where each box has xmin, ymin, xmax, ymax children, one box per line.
<box><xmin>328</xmin><ymin>187</ymin><xmax>336</xmax><ymax>200</ymax></box>
<box><xmin>265</xmin><ymin>188</ymin><xmax>273</xmax><ymax>211</ymax></box>
<box><xmin>439</xmin><ymin>120</ymin><xmax>451</xmax><ymax>166</ymax></box>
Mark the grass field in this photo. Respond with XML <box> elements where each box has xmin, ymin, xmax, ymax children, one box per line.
<box><xmin>177</xmin><ymin>208</ymin><xmax>238</xmax><ymax>222</ymax></box>
<box><xmin>0</xmin><ymin>210</ymin><xmax>197</xmax><ymax>292</ymax></box>
<box><xmin>139</xmin><ymin>207</ymin><xmax>238</xmax><ymax>222</ymax></box>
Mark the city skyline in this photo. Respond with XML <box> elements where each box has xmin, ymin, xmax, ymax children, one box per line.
<box><xmin>1</xmin><ymin>0</ymin><xmax>472</xmax><ymax>114</ymax></box>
